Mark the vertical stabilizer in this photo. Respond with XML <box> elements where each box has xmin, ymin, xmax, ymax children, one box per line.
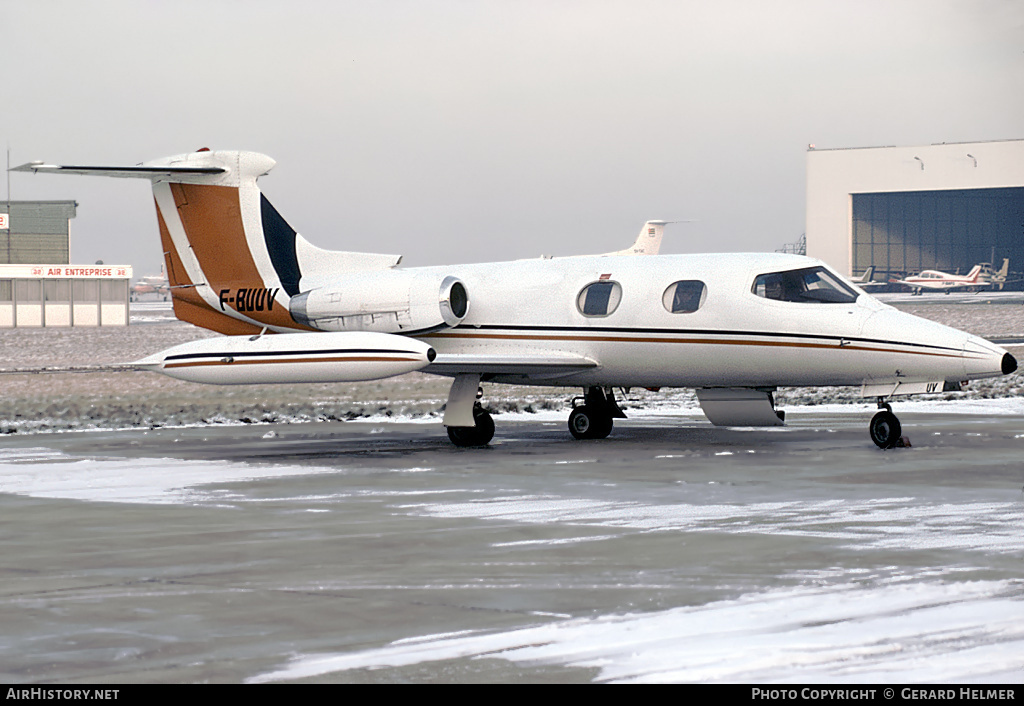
<box><xmin>603</xmin><ymin>220</ymin><xmax>668</xmax><ymax>257</ymax></box>
<box><xmin>12</xmin><ymin>149</ymin><xmax>402</xmax><ymax>334</ymax></box>
<box><xmin>853</xmin><ymin>266</ymin><xmax>875</xmax><ymax>284</ymax></box>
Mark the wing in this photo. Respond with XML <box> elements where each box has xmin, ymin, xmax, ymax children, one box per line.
<box><xmin>425</xmin><ymin>351</ymin><xmax>598</xmax><ymax>381</ymax></box>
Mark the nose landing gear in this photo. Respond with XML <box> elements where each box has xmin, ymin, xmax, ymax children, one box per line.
<box><xmin>869</xmin><ymin>400</ymin><xmax>902</xmax><ymax>449</ymax></box>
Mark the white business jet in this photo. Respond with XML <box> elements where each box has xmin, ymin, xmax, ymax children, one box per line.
<box><xmin>13</xmin><ymin>150</ymin><xmax>1017</xmax><ymax>449</ymax></box>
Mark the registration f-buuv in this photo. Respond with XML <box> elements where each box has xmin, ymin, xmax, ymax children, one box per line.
<box><xmin>14</xmin><ymin>150</ymin><xmax>1017</xmax><ymax>447</ymax></box>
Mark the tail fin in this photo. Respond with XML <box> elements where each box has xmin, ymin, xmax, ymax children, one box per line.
<box><xmin>12</xmin><ymin>149</ymin><xmax>401</xmax><ymax>334</ymax></box>
<box><xmin>994</xmin><ymin>258</ymin><xmax>1010</xmax><ymax>290</ymax></box>
<box><xmin>966</xmin><ymin>264</ymin><xmax>983</xmax><ymax>282</ymax></box>
<box><xmin>853</xmin><ymin>266</ymin><xmax>875</xmax><ymax>284</ymax></box>
<box><xmin>603</xmin><ymin>220</ymin><xmax>668</xmax><ymax>257</ymax></box>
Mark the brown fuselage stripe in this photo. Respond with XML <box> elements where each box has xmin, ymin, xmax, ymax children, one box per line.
<box><xmin>164</xmin><ymin>355</ymin><xmax>421</xmax><ymax>369</ymax></box>
<box><xmin>424</xmin><ymin>332</ymin><xmax>974</xmax><ymax>360</ymax></box>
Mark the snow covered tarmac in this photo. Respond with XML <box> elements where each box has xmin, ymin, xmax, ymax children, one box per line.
<box><xmin>1</xmin><ymin>409</ymin><xmax>1023</xmax><ymax>683</ymax></box>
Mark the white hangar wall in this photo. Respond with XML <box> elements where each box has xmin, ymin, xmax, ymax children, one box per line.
<box><xmin>806</xmin><ymin>139</ymin><xmax>1024</xmax><ymax>278</ymax></box>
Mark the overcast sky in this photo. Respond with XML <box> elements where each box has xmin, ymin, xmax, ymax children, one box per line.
<box><xmin>3</xmin><ymin>0</ymin><xmax>1022</xmax><ymax>274</ymax></box>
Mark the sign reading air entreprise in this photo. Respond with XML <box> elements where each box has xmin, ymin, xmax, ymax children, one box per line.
<box><xmin>0</xmin><ymin>264</ymin><xmax>133</xmax><ymax>278</ymax></box>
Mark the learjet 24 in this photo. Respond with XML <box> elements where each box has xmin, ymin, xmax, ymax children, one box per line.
<box><xmin>13</xmin><ymin>149</ymin><xmax>1017</xmax><ymax>448</ymax></box>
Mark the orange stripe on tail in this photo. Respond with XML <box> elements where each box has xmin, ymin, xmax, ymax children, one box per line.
<box><xmin>156</xmin><ymin>199</ymin><xmax>265</xmax><ymax>335</ymax></box>
<box><xmin>166</xmin><ymin>183</ymin><xmax>313</xmax><ymax>332</ymax></box>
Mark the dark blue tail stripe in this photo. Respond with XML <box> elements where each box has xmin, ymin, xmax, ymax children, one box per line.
<box><xmin>261</xmin><ymin>193</ymin><xmax>302</xmax><ymax>296</ymax></box>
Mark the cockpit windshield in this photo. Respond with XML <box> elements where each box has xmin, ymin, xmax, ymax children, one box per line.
<box><xmin>752</xmin><ymin>266</ymin><xmax>859</xmax><ymax>304</ymax></box>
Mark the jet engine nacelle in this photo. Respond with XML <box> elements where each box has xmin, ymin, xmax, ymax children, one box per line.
<box><xmin>289</xmin><ymin>271</ymin><xmax>469</xmax><ymax>334</ymax></box>
<box><xmin>132</xmin><ymin>331</ymin><xmax>436</xmax><ymax>384</ymax></box>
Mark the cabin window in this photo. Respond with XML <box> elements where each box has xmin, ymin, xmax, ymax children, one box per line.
<box><xmin>662</xmin><ymin>280</ymin><xmax>706</xmax><ymax>313</ymax></box>
<box><xmin>577</xmin><ymin>280</ymin><xmax>622</xmax><ymax>317</ymax></box>
<box><xmin>752</xmin><ymin>266</ymin><xmax>858</xmax><ymax>304</ymax></box>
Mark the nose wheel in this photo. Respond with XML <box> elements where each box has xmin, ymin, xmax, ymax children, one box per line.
<box><xmin>869</xmin><ymin>401</ymin><xmax>902</xmax><ymax>449</ymax></box>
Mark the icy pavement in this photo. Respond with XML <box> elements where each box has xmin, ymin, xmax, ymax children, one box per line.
<box><xmin>252</xmin><ymin>578</ymin><xmax>1024</xmax><ymax>683</ymax></box>
<box><xmin>1</xmin><ymin>411</ymin><xmax>1023</xmax><ymax>683</ymax></box>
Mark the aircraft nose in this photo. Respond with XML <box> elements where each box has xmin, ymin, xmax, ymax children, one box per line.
<box><xmin>1003</xmin><ymin>352</ymin><xmax>1018</xmax><ymax>376</ymax></box>
<box><xmin>962</xmin><ymin>334</ymin><xmax>1016</xmax><ymax>381</ymax></box>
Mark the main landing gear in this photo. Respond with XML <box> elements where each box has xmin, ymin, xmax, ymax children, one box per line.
<box><xmin>445</xmin><ymin>384</ymin><xmax>625</xmax><ymax>446</ymax></box>
<box><xmin>568</xmin><ymin>387</ymin><xmax>626</xmax><ymax>440</ymax></box>
<box><xmin>869</xmin><ymin>399</ymin><xmax>902</xmax><ymax>449</ymax></box>
<box><xmin>446</xmin><ymin>403</ymin><xmax>495</xmax><ymax>447</ymax></box>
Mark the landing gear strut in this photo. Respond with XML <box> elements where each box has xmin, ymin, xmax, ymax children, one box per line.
<box><xmin>444</xmin><ymin>374</ymin><xmax>495</xmax><ymax>447</ymax></box>
<box><xmin>568</xmin><ymin>387</ymin><xmax>625</xmax><ymax>440</ymax></box>
<box><xmin>447</xmin><ymin>403</ymin><xmax>495</xmax><ymax>447</ymax></box>
<box><xmin>869</xmin><ymin>399</ymin><xmax>902</xmax><ymax>449</ymax></box>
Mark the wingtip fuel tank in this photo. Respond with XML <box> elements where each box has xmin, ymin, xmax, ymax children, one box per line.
<box><xmin>132</xmin><ymin>331</ymin><xmax>436</xmax><ymax>385</ymax></box>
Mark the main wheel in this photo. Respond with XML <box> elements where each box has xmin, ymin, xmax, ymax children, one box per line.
<box><xmin>568</xmin><ymin>405</ymin><xmax>613</xmax><ymax>440</ymax></box>
<box><xmin>447</xmin><ymin>407</ymin><xmax>495</xmax><ymax>447</ymax></box>
<box><xmin>869</xmin><ymin>410</ymin><xmax>902</xmax><ymax>449</ymax></box>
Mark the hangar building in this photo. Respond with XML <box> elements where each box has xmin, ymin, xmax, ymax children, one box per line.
<box><xmin>0</xmin><ymin>201</ymin><xmax>132</xmax><ymax>327</ymax></box>
<box><xmin>805</xmin><ymin>139</ymin><xmax>1024</xmax><ymax>283</ymax></box>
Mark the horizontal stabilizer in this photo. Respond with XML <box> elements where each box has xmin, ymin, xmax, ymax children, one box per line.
<box><xmin>10</xmin><ymin>150</ymin><xmax>276</xmax><ymax>188</ymax></box>
<box><xmin>11</xmin><ymin>163</ymin><xmax>226</xmax><ymax>179</ymax></box>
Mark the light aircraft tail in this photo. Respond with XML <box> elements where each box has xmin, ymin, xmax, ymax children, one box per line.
<box><xmin>12</xmin><ymin>149</ymin><xmax>401</xmax><ymax>334</ymax></box>
<box><xmin>993</xmin><ymin>258</ymin><xmax>1009</xmax><ymax>289</ymax></box>
<box><xmin>965</xmin><ymin>264</ymin><xmax>983</xmax><ymax>282</ymax></box>
<box><xmin>853</xmin><ymin>266</ymin><xmax>875</xmax><ymax>284</ymax></box>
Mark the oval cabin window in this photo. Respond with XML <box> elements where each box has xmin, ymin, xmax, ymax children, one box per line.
<box><xmin>662</xmin><ymin>280</ymin><xmax>707</xmax><ymax>313</ymax></box>
<box><xmin>577</xmin><ymin>280</ymin><xmax>623</xmax><ymax>317</ymax></box>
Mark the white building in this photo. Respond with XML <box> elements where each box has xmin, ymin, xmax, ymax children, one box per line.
<box><xmin>0</xmin><ymin>263</ymin><xmax>133</xmax><ymax>327</ymax></box>
<box><xmin>1</xmin><ymin>201</ymin><xmax>132</xmax><ymax>327</ymax></box>
<box><xmin>806</xmin><ymin>139</ymin><xmax>1024</xmax><ymax>279</ymax></box>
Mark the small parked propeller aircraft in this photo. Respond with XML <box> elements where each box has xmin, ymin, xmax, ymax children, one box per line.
<box><xmin>849</xmin><ymin>266</ymin><xmax>888</xmax><ymax>291</ymax></box>
<box><xmin>130</xmin><ymin>271</ymin><xmax>170</xmax><ymax>301</ymax></box>
<box><xmin>897</xmin><ymin>265</ymin><xmax>988</xmax><ymax>295</ymax></box>
<box><xmin>980</xmin><ymin>258</ymin><xmax>1010</xmax><ymax>291</ymax></box>
<box><xmin>12</xmin><ymin>149</ymin><xmax>1017</xmax><ymax>449</ymax></box>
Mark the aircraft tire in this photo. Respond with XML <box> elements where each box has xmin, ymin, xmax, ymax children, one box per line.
<box><xmin>869</xmin><ymin>410</ymin><xmax>901</xmax><ymax>449</ymax></box>
<box><xmin>446</xmin><ymin>407</ymin><xmax>495</xmax><ymax>447</ymax></box>
<box><xmin>568</xmin><ymin>405</ymin><xmax>613</xmax><ymax>440</ymax></box>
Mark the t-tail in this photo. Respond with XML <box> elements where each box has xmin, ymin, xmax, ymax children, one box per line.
<box><xmin>12</xmin><ymin>149</ymin><xmax>401</xmax><ymax>334</ymax></box>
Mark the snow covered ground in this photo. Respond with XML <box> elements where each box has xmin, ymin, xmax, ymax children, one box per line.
<box><xmin>251</xmin><ymin>578</ymin><xmax>1024</xmax><ymax>683</ymax></box>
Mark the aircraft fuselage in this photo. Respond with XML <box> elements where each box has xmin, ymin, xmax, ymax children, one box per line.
<box><xmin>414</xmin><ymin>252</ymin><xmax>1009</xmax><ymax>390</ymax></box>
